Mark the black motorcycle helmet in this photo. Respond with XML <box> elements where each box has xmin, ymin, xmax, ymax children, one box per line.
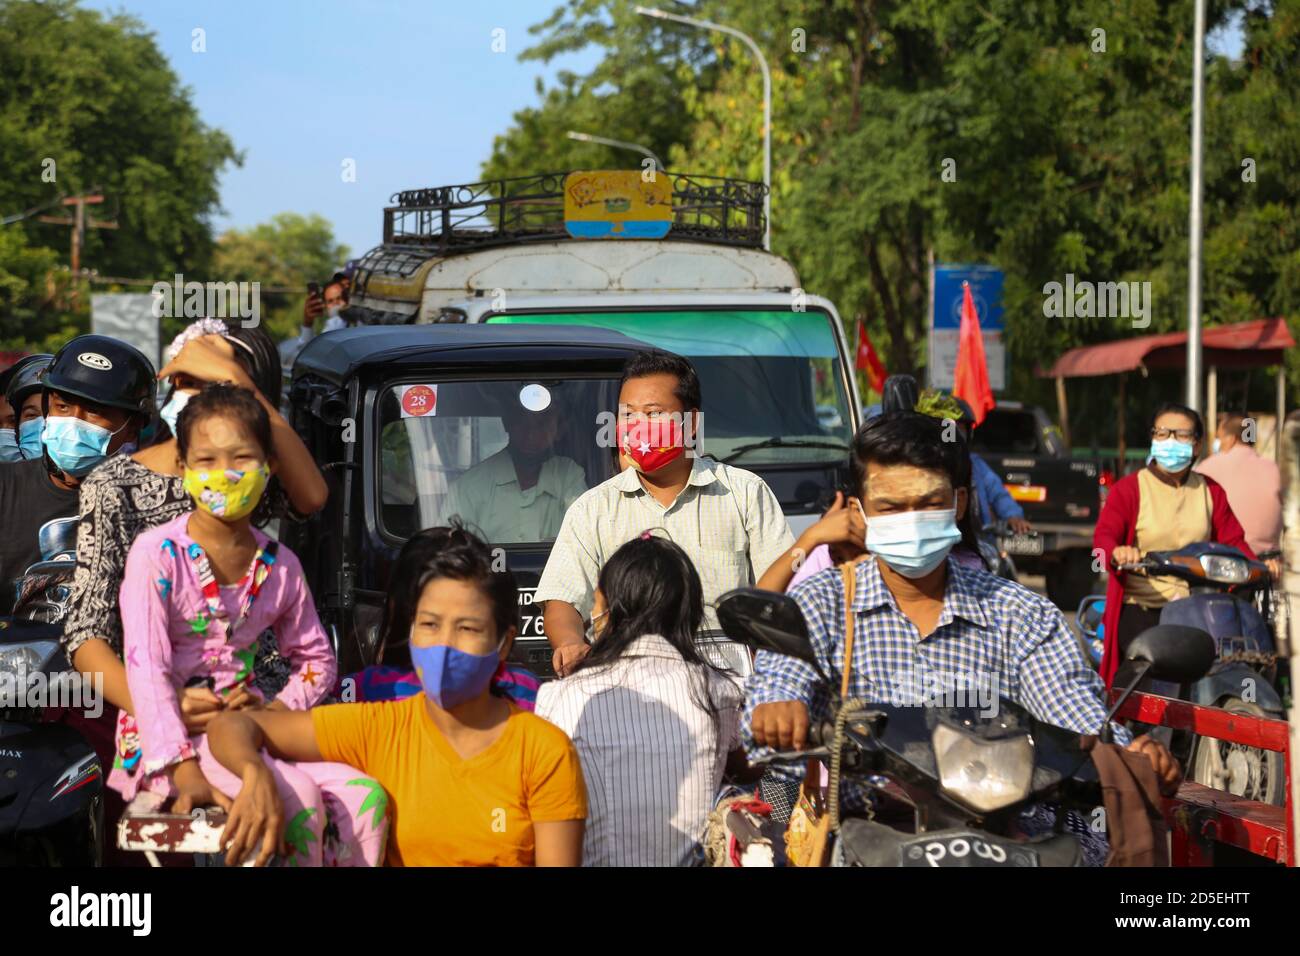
<box><xmin>4</xmin><ymin>353</ymin><xmax>54</xmax><ymax>411</ymax></box>
<box><xmin>880</xmin><ymin>374</ymin><xmax>920</xmax><ymax>415</ymax></box>
<box><xmin>42</xmin><ymin>335</ymin><xmax>156</xmax><ymax>416</ymax></box>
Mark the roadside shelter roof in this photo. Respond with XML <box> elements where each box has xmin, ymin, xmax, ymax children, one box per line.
<box><xmin>1041</xmin><ymin>318</ymin><xmax>1294</xmax><ymax>378</ymax></box>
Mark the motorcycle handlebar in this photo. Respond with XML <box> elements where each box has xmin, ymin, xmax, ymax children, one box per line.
<box><xmin>1115</xmin><ymin>560</ymin><xmax>1153</xmax><ymax>573</ymax></box>
<box><xmin>988</xmin><ymin>520</ymin><xmax>1036</xmax><ymax>537</ymax></box>
<box><xmin>749</xmin><ymin>721</ymin><xmax>835</xmax><ymax>767</ymax></box>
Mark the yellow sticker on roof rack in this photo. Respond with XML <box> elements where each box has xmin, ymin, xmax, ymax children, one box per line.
<box><xmin>564</xmin><ymin>170</ymin><xmax>673</xmax><ymax>239</ymax></box>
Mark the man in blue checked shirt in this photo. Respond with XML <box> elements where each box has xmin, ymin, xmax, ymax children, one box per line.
<box><xmin>743</xmin><ymin>411</ymin><xmax>1181</xmax><ymax>821</ymax></box>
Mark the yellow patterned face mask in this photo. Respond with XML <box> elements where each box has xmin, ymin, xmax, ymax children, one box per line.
<box><xmin>183</xmin><ymin>465</ymin><xmax>270</xmax><ymax>522</ymax></box>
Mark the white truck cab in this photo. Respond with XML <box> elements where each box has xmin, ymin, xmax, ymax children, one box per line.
<box><xmin>345</xmin><ymin>172</ymin><xmax>862</xmax><ymax>536</ymax></box>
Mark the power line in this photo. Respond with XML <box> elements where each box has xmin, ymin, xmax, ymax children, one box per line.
<box><xmin>0</xmin><ymin>193</ymin><xmax>68</xmax><ymax>226</ymax></box>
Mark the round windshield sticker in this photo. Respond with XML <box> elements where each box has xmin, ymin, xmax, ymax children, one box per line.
<box><xmin>77</xmin><ymin>352</ymin><xmax>113</xmax><ymax>371</ymax></box>
<box><xmin>519</xmin><ymin>384</ymin><xmax>551</xmax><ymax>412</ymax></box>
<box><xmin>399</xmin><ymin>384</ymin><xmax>438</xmax><ymax>418</ymax></box>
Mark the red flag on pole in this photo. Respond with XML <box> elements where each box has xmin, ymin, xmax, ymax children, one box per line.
<box><xmin>855</xmin><ymin>322</ymin><xmax>888</xmax><ymax>394</ymax></box>
<box><xmin>953</xmin><ymin>281</ymin><xmax>995</xmax><ymax>426</ymax></box>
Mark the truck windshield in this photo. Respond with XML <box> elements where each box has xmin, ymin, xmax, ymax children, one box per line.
<box><xmin>376</xmin><ymin>376</ymin><xmax>622</xmax><ymax>544</ymax></box>
<box><xmin>488</xmin><ymin>309</ymin><xmax>854</xmax><ymax>466</ymax></box>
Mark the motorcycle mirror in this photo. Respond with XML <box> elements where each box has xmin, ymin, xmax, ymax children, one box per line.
<box><xmin>715</xmin><ymin>588</ymin><xmax>820</xmax><ymax>667</ymax></box>
<box><xmin>1098</xmin><ymin>624</ymin><xmax>1217</xmax><ymax>743</ymax></box>
<box><xmin>1125</xmin><ymin>625</ymin><xmax>1216</xmax><ymax>684</ymax></box>
<box><xmin>880</xmin><ymin>374</ymin><xmax>920</xmax><ymax>415</ymax></box>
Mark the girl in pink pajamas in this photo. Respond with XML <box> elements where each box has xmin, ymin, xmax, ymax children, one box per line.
<box><xmin>110</xmin><ymin>383</ymin><xmax>388</xmax><ymax>866</ymax></box>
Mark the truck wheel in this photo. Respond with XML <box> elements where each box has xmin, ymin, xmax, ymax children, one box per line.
<box><xmin>1190</xmin><ymin>698</ymin><xmax>1285</xmax><ymax>806</ymax></box>
<box><xmin>1045</xmin><ymin>550</ymin><xmax>1100</xmax><ymax>611</ymax></box>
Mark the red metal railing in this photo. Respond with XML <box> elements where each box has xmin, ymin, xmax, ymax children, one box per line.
<box><xmin>1113</xmin><ymin>690</ymin><xmax>1292</xmax><ymax>866</ymax></box>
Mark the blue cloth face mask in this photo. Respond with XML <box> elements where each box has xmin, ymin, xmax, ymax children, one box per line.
<box><xmin>409</xmin><ymin>637</ymin><xmax>502</xmax><ymax>711</ymax></box>
<box><xmin>866</xmin><ymin>508</ymin><xmax>963</xmax><ymax>579</ymax></box>
<box><xmin>1149</xmin><ymin>438</ymin><xmax>1194</xmax><ymax>473</ymax></box>
<box><xmin>160</xmin><ymin>388</ymin><xmax>193</xmax><ymax>437</ymax></box>
<box><xmin>42</xmin><ymin>416</ymin><xmax>123</xmax><ymax>477</ymax></box>
<box><xmin>0</xmin><ymin>428</ymin><xmax>19</xmax><ymax>462</ymax></box>
<box><xmin>18</xmin><ymin>417</ymin><xmax>44</xmax><ymax>459</ymax></box>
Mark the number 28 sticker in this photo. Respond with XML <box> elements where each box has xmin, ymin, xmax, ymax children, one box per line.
<box><xmin>398</xmin><ymin>384</ymin><xmax>438</xmax><ymax>418</ymax></box>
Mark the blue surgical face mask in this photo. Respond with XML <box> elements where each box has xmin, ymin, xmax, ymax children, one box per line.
<box><xmin>160</xmin><ymin>388</ymin><xmax>193</xmax><ymax>437</ymax></box>
<box><xmin>409</xmin><ymin>636</ymin><xmax>501</xmax><ymax>711</ymax></box>
<box><xmin>866</xmin><ymin>508</ymin><xmax>963</xmax><ymax>579</ymax></box>
<box><xmin>1149</xmin><ymin>438</ymin><xmax>1194</xmax><ymax>473</ymax></box>
<box><xmin>18</xmin><ymin>417</ymin><xmax>44</xmax><ymax>459</ymax></box>
<box><xmin>42</xmin><ymin>416</ymin><xmax>124</xmax><ymax>477</ymax></box>
<box><xmin>0</xmin><ymin>428</ymin><xmax>19</xmax><ymax>463</ymax></box>
<box><xmin>1211</xmin><ymin>438</ymin><xmax>1222</xmax><ymax>455</ymax></box>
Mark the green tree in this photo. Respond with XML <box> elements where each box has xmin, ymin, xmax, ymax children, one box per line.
<box><xmin>481</xmin><ymin>0</ymin><xmax>718</xmax><ymax>182</ymax></box>
<box><xmin>483</xmin><ymin>0</ymin><xmax>1300</xmax><ymax>443</ymax></box>
<box><xmin>205</xmin><ymin>213</ymin><xmax>350</xmax><ymax>342</ymax></box>
<box><xmin>0</xmin><ymin>0</ymin><xmax>240</xmax><ymax>346</ymax></box>
<box><xmin>0</xmin><ymin>227</ymin><xmax>71</xmax><ymax>352</ymax></box>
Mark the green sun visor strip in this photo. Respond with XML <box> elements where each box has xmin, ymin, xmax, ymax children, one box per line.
<box><xmin>486</xmin><ymin>309</ymin><xmax>842</xmax><ymax>359</ymax></box>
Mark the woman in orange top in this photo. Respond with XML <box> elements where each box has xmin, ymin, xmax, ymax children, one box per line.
<box><xmin>207</xmin><ymin>525</ymin><xmax>587</xmax><ymax>866</ymax></box>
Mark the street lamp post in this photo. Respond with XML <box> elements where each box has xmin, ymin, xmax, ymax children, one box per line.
<box><xmin>1186</xmin><ymin>0</ymin><xmax>1207</xmax><ymax>415</ymax></box>
<box><xmin>565</xmin><ymin>131</ymin><xmax>664</xmax><ymax>174</ymax></box>
<box><xmin>635</xmin><ymin>5</ymin><xmax>771</xmax><ymax>251</ymax></box>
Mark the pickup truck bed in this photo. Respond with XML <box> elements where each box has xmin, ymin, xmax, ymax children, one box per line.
<box><xmin>972</xmin><ymin>403</ymin><xmax>1106</xmax><ymax>608</ymax></box>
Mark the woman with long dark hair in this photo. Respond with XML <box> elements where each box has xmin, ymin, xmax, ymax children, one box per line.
<box><xmin>536</xmin><ymin>532</ymin><xmax>744</xmax><ymax>866</ymax></box>
<box><xmin>337</xmin><ymin>525</ymin><xmax>541</xmax><ymax>709</ymax></box>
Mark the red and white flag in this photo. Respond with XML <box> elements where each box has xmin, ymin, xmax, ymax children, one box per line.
<box><xmin>855</xmin><ymin>322</ymin><xmax>888</xmax><ymax>395</ymax></box>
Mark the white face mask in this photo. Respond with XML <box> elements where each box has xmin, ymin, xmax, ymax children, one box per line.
<box><xmin>865</xmin><ymin>508</ymin><xmax>963</xmax><ymax>579</ymax></box>
<box><xmin>1211</xmin><ymin>438</ymin><xmax>1222</xmax><ymax>455</ymax></box>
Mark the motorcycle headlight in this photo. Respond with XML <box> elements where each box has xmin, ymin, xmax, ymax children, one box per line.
<box><xmin>1199</xmin><ymin>554</ymin><xmax>1249</xmax><ymax>584</ymax></box>
<box><xmin>0</xmin><ymin>639</ymin><xmax>60</xmax><ymax>679</ymax></box>
<box><xmin>932</xmin><ymin>723</ymin><xmax>1035</xmax><ymax>813</ymax></box>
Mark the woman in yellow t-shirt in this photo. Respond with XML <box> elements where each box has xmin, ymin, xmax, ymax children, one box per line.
<box><xmin>206</xmin><ymin>525</ymin><xmax>587</xmax><ymax>866</ymax></box>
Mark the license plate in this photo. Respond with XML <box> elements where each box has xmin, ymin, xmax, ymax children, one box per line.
<box><xmin>998</xmin><ymin>534</ymin><xmax>1044</xmax><ymax>556</ymax></box>
<box><xmin>899</xmin><ymin>832</ymin><xmax>1039</xmax><ymax>868</ymax></box>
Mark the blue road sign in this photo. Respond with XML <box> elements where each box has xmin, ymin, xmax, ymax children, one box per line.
<box><xmin>929</xmin><ymin>264</ymin><xmax>1006</xmax><ymax>391</ymax></box>
<box><xmin>933</xmin><ymin>265</ymin><xmax>1004</xmax><ymax>331</ymax></box>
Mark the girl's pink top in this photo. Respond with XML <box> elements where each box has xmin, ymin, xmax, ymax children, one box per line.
<box><xmin>110</xmin><ymin>512</ymin><xmax>336</xmax><ymax>798</ymax></box>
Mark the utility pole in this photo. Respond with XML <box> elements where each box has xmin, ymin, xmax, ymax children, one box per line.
<box><xmin>1185</xmin><ymin>0</ymin><xmax>1206</xmax><ymax>414</ymax></box>
<box><xmin>38</xmin><ymin>193</ymin><xmax>118</xmax><ymax>307</ymax></box>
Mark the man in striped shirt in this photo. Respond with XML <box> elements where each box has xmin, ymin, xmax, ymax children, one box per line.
<box><xmin>743</xmin><ymin>411</ymin><xmax>1181</xmax><ymax>815</ymax></box>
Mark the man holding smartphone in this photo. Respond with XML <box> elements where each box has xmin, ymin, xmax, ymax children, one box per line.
<box><xmin>278</xmin><ymin>278</ymin><xmax>350</xmax><ymax>391</ymax></box>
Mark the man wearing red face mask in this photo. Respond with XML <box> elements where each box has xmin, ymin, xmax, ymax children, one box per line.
<box><xmin>536</xmin><ymin>350</ymin><xmax>795</xmax><ymax>676</ymax></box>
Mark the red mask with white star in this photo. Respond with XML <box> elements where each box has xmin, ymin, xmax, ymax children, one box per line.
<box><xmin>618</xmin><ymin>417</ymin><xmax>686</xmax><ymax>473</ymax></box>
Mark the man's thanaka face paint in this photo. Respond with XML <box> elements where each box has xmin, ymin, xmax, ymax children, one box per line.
<box><xmin>861</xmin><ymin>463</ymin><xmax>967</xmax><ymax>521</ymax></box>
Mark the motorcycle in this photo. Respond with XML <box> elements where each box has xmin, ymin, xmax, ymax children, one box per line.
<box><xmin>716</xmin><ymin>586</ymin><xmax>1215</xmax><ymax>867</ymax></box>
<box><xmin>980</xmin><ymin>518</ymin><xmax>1029</xmax><ymax>583</ymax></box>
<box><xmin>0</xmin><ymin>517</ymin><xmax>104</xmax><ymax>865</ymax></box>
<box><xmin>1075</xmin><ymin>541</ymin><xmax>1286</xmax><ymax>805</ymax></box>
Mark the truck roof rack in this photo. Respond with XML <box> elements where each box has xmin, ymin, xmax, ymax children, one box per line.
<box><xmin>370</xmin><ymin>171</ymin><xmax>767</xmax><ymax>271</ymax></box>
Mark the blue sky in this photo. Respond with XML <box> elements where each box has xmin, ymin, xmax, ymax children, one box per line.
<box><xmin>83</xmin><ymin>0</ymin><xmax>602</xmax><ymax>261</ymax></box>
<box><xmin>82</xmin><ymin>1</ymin><xmax>1245</xmax><ymax>263</ymax></box>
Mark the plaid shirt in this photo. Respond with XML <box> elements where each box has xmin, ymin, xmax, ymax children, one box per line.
<box><xmin>743</xmin><ymin>556</ymin><xmax>1130</xmax><ymax>807</ymax></box>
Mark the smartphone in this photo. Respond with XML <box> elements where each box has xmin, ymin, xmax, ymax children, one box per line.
<box><xmin>306</xmin><ymin>281</ymin><xmax>320</xmax><ymax>297</ymax></box>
